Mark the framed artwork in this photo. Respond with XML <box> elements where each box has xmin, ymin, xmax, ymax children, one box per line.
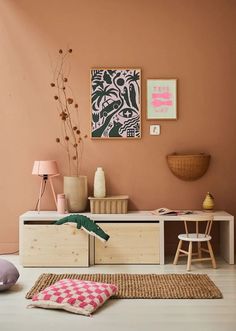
<box><xmin>90</xmin><ymin>68</ymin><xmax>141</xmax><ymax>139</ymax></box>
<box><xmin>147</xmin><ymin>79</ymin><xmax>177</xmax><ymax>120</ymax></box>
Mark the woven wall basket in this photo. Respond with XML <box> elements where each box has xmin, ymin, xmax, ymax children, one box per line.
<box><xmin>166</xmin><ymin>153</ymin><xmax>211</xmax><ymax>181</ymax></box>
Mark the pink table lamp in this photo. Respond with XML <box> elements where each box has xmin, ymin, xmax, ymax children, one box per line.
<box><xmin>32</xmin><ymin>160</ymin><xmax>59</xmax><ymax>212</ymax></box>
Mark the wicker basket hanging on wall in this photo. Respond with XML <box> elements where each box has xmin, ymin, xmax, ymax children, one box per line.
<box><xmin>166</xmin><ymin>153</ymin><xmax>211</xmax><ymax>181</ymax></box>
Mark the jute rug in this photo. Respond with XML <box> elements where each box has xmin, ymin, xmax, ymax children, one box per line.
<box><xmin>26</xmin><ymin>273</ymin><xmax>222</xmax><ymax>299</ymax></box>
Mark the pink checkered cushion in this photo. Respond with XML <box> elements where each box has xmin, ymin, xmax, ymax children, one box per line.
<box><xmin>31</xmin><ymin>278</ymin><xmax>118</xmax><ymax>316</ymax></box>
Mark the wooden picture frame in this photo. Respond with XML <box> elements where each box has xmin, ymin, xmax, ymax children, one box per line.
<box><xmin>90</xmin><ymin>68</ymin><xmax>141</xmax><ymax>139</ymax></box>
<box><xmin>147</xmin><ymin>79</ymin><xmax>177</xmax><ymax>120</ymax></box>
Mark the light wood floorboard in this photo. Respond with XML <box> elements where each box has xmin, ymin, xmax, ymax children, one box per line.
<box><xmin>0</xmin><ymin>255</ymin><xmax>236</xmax><ymax>331</ymax></box>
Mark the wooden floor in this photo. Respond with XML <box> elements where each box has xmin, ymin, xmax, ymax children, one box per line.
<box><xmin>0</xmin><ymin>255</ymin><xmax>236</xmax><ymax>331</ymax></box>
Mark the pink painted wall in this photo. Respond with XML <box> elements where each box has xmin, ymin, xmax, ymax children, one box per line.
<box><xmin>0</xmin><ymin>0</ymin><xmax>235</xmax><ymax>254</ymax></box>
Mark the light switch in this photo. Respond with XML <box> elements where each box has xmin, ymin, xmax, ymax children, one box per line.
<box><xmin>150</xmin><ymin>125</ymin><xmax>160</xmax><ymax>135</ymax></box>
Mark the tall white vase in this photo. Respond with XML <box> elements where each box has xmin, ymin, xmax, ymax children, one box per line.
<box><xmin>94</xmin><ymin>167</ymin><xmax>106</xmax><ymax>198</ymax></box>
<box><xmin>64</xmin><ymin>176</ymin><xmax>88</xmax><ymax>212</ymax></box>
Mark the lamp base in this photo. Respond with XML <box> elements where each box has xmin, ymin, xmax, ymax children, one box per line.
<box><xmin>35</xmin><ymin>176</ymin><xmax>57</xmax><ymax>212</ymax></box>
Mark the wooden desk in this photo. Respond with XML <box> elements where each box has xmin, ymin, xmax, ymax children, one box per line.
<box><xmin>19</xmin><ymin>210</ymin><xmax>234</xmax><ymax>266</ymax></box>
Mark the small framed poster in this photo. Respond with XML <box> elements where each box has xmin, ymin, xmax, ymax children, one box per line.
<box><xmin>90</xmin><ymin>68</ymin><xmax>141</xmax><ymax>139</ymax></box>
<box><xmin>147</xmin><ymin>79</ymin><xmax>177</xmax><ymax>120</ymax></box>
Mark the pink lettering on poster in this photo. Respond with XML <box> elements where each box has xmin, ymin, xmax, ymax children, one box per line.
<box><xmin>151</xmin><ymin>99</ymin><xmax>173</xmax><ymax>107</ymax></box>
<box><xmin>151</xmin><ymin>84</ymin><xmax>173</xmax><ymax>112</ymax></box>
<box><xmin>152</xmin><ymin>92</ymin><xmax>172</xmax><ymax>99</ymax></box>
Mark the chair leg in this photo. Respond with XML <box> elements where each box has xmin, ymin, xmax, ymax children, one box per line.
<box><xmin>197</xmin><ymin>242</ymin><xmax>202</xmax><ymax>259</ymax></box>
<box><xmin>187</xmin><ymin>241</ymin><xmax>192</xmax><ymax>271</ymax></box>
<box><xmin>207</xmin><ymin>241</ymin><xmax>217</xmax><ymax>269</ymax></box>
<box><xmin>173</xmin><ymin>240</ymin><xmax>183</xmax><ymax>265</ymax></box>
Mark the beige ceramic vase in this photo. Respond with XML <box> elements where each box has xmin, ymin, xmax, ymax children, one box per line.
<box><xmin>64</xmin><ymin>176</ymin><xmax>88</xmax><ymax>212</ymax></box>
<box><xmin>202</xmin><ymin>192</ymin><xmax>214</xmax><ymax>211</ymax></box>
<box><xmin>94</xmin><ymin>167</ymin><xmax>106</xmax><ymax>198</ymax></box>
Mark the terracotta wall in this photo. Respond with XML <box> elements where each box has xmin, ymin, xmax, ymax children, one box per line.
<box><xmin>0</xmin><ymin>0</ymin><xmax>235</xmax><ymax>253</ymax></box>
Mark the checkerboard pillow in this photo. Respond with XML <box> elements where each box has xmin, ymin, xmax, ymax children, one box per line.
<box><xmin>30</xmin><ymin>278</ymin><xmax>118</xmax><ymax>316</ymax></box>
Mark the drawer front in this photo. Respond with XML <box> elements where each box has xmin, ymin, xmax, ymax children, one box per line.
<box><xmin>95</xmin><ymin>222</ymin><xmax>160</xmax><ymax>264</ymax></box>
<box><xmin>20</xmin><ymin>224</ymin><xmax>89</xmax><ymax>267</ymax></box>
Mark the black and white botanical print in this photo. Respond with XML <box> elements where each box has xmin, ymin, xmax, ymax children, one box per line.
<box><xmin>91</xmin><ymin>69</ymin><xmax>141</xmax><ymax>138</ymax></box>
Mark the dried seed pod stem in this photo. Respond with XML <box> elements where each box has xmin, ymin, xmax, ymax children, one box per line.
<box><xmin>51</xmin><ymin>48</ymin><xmax>85</xmax><ymax>176</ymax></box>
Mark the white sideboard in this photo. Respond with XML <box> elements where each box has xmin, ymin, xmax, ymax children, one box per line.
<box><xmin>19</xmin><ymin>210</ymin><xmax>234</xmax><ymax>266</ymax></box>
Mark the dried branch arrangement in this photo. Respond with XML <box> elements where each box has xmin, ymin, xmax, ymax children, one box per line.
<box><xmin>51</xmin><ymin>48</ymin><xmax>87</xmax><ymax>176</ymax></box>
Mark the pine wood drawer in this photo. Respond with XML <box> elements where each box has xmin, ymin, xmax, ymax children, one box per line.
<box><xmin>19</xmin><ymin>222</ymin><xmax>89</xmax><ymax>267</ymax></box>
<box><xmin>95</xmin><ymin>222</ymin><xmax>160</xmax><ymax>264</ymax></box>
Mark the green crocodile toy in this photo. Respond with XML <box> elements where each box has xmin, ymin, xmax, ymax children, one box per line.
<box><xmin>54</xmin><ymin>214</ymin><xmax>110</xmax><ymax>242</ymax></box>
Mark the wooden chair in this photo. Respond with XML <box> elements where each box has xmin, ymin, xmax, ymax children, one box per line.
<box><xmin>173</xmin><ymin>214</ymin><xmax>216</xmax><ymax>271</ymax></box>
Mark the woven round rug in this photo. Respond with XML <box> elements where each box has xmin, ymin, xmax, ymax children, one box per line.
<box><xmin>25</xmin><ymin>273</ymin><xmax>222</xmax><ymax>299</ymax></box>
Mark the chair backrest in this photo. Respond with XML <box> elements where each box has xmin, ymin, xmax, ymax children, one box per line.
<box><xmin>180</xmin><ymin>214</ymin><xmax>214</xmax><ymax>238</ymax></box>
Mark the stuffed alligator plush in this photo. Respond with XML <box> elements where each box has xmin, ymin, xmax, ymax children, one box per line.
<box><xmin>54</xmin><ymin>214</ymin><xmax>110</xmax><ymax>242</ymax></box>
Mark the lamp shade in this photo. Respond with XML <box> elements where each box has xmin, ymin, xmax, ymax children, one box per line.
<box><xmin>32</xmin><ymin>160</ymin><xmax>59</xmax><ymax>176</ymax></box>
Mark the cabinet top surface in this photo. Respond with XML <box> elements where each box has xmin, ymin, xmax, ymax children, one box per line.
<box><xmin>20</xmin><ymin>210</ymin><xmax>234</xmax><ymax>221</ymax></box>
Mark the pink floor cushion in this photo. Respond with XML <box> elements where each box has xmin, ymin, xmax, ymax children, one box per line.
<box><xmin>31</xmin><ymin>278</ymin><xmax>118</xmax><ymax>316</ymax></box>
<box><xmin>0</xmin><ymin>258</ymin><xmax>20</xmax><ymax>291</ymax></box>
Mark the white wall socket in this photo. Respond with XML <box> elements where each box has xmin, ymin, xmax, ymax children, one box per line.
<box><xmin>150</xmin><ymin>125</ymin><xmax>160</xmax><ymax>135</ymax></box>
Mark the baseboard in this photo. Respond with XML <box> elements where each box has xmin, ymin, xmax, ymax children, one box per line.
<box><xmin>0</xmin><ymin>242</ymin><xmax>18</xmax><ymax>254</ymax></box>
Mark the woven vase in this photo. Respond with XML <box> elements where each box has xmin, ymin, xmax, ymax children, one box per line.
<box><xmin>202</xmin><ymin>192</ymin><xmax>214</xmax><ymax>210</ymax></box>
